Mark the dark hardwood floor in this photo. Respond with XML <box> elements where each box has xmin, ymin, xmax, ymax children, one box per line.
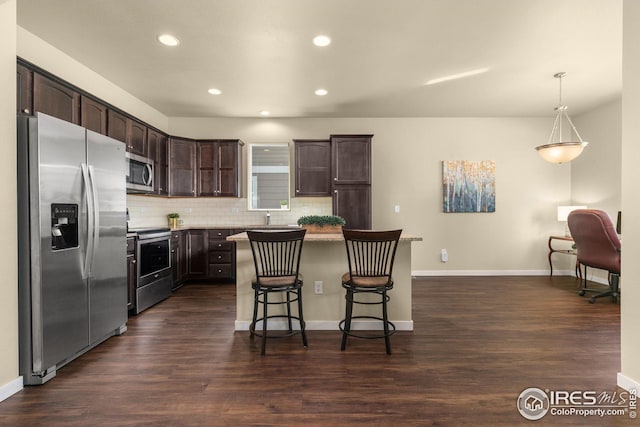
<box><xmin>0</xmin><ymin>276</ymin><xmax>634</xmax><ymax>426</ymax></box>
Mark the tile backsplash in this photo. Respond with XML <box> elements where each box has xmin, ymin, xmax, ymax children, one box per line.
<box><xmin>127</xmin><ymin>195</ymin><xmax>332</xmax><ymax>229</ymax></box>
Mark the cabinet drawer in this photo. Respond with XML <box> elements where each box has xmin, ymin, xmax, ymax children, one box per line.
<box><xmin>171</xmin><ymin>231</ymin><xmax>182</xmax><ymax>241</ymax></box>
<box><xmin>209</xmin><ymin>240</ymin><xmax>233</xmax><ymax>251</ymax></box>
<box><xmin>209</xmin><ymin>229</ymin><xmax>231</xmax><ymax>240</ymax></box>
<box><xmin>208</xmin><ymin>264</ymin><xmax>233</xmax><ymax>278</ymax></box>
<box><xmin>210</xmin><ymin>251</ymin><xmax>232</xmax><ymax>263</ymax></box>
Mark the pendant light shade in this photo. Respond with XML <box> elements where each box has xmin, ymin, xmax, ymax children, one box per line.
<box><xmin>535</xmin><ymin>72</ymin><xmax>588</xmax><ymax>164</ymax></box>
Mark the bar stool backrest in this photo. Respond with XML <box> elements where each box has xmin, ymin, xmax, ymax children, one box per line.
<box><xmin>247</xmin><ymin>229</ymin><xmax>307</xmax><ymax>285</ymax></box>
<box><xmin>342</xmin><ymin>229</ymin><xmax>402</xmax><ymax>287</ymax></box>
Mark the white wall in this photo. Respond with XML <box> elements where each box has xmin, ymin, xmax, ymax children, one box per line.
<box><xmin>571</xmin><ymin>99</ymin><xmax>622</xmax><ymax>284</ymax></box>
<box><xmin>170</xmin><ymin>116</ymin><xmax>571</xmax><ymax>274</ymax></box>
<box><xmin>0</xmin><ymin>0</ymin><xmax>20</xmax><ymax>400</ymax></box>
<box><xmin>572</xmin><ymin>98</ymin><xmax>622</xmax><ymax>218</ymax></box>
<box><xmin>17</xmin><ymin>27</ymin><xmax>169</xmax><ymax>132</ymax></box>
<box><xmin>619</xmin><ymin>0</ymin><xmax>640</xmax><ymax>392</ymax></box>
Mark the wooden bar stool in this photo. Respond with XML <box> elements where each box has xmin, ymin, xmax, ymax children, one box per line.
<box><xmin>247</xmin><ymin>229</ymin><xmax>307</xmax><ymax>355</ymax></box>
<box><xmin>340</xmin><ymin>229</ymin><xmax>402</xmax><ymax>354</ymax></box>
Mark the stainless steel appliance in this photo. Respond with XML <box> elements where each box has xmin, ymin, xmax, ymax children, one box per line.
<box><xmin>17</xmin><ymin>112</ymin><xmax>127</xmax><ymax>385</ymax></box>
<box><xmin>134</xmin><ymin>228</ymin><xmax>172</xmax><ymax>314</ymax></box>
<box><xmin>126</xmin><ymin>152</ymin><xmax>154</xmax><ymax>193</ymax></box>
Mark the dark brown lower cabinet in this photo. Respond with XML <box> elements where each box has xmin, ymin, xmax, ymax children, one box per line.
<box><xmin>187</xmin><ymin>229</ymin><xmax>208</xmax><ymax>278</ymax></box>
<box><xmin>126</xmin><ymin>237</ymin><xmax>136</xmax><ymax>312</ymax></box>
<box><xmin>208</xmin><ymin>229</ymin><xmax>235</xmax><ymax>281</ymax></box>
<box><xmin>171</xmin><ymin>230</ymin><xmax>187</xmax><ymax>290</ymax></box>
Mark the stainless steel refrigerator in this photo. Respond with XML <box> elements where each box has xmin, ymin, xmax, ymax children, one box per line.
<box><xmin>17</xmin><ymin>112</ymin><xmax>127</xmax><ymax>385</ymax></box>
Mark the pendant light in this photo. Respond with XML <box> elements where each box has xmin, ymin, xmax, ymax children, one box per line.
<box><xmin>535</xmin><ymin>72</ymin><xmax>588</xmax><ymax>164</ymax></box>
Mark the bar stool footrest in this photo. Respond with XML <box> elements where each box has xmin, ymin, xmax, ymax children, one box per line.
<box><xmin>250</xmin><ymin>314</ymin><xmax>306</xmax><ymax>339</ymax></box>
<box><xmin>339</xmin><ymin>315</ymin><xmax>396</xmax><ymax>340</ymax></box>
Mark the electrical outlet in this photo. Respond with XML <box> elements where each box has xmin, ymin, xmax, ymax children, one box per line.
<box><xmin>231</xmin><ymin>207</ymin><xmax>239</xmax><ymax>213</ymax></box>
<box><xmin>314</xmin><ymin>281</ymin><xmax>323</xmax><ymax>294</ymax></box>
<box><xmin>441</xmin><ymin>249</ymin><xmax>448</xmax><ymax>262</ymax></box>
<box><xmin>394</xmin><ymin>205</ymin><xmax>400</xmax><ymax>213</ymax></box>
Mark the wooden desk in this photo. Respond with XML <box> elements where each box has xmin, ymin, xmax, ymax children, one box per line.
<box><xmin>548</xmin><ymin>235</ymin><xmax>577</xmax><ymax>277</ymax></box>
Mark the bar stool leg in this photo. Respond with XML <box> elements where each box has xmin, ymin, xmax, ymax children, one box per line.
<box><xmin>286</xmin><ymin>291</ymin><xmax>293</xmax><ymax>332</ymax></box>
<box><xmin>382</xmin><ymin>290</ymin><xmax>391</xmax><ymax>355</ymax></box>
<box><xmin>297</xmin><ymin>289</ymin><xmax>308</xmax><ymax>348</ymax></box>
<box><xmin>341</xmin><ymin>288</ymin><xmax>354</xmax><ymax>351</ymax></box>
<box><xmin>250</xmin><ymin>288</ymin><xmax>259</xmax><ymax>339</ymax></box>
<box><xmin>261</xmin><ymin>290</ymin><xmax>268</xmax><ymax>356</ymax></box>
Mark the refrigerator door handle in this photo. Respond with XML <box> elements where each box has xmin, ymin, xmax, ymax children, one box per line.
<box><xmin>81</xmin><ymin>163</ymin><xmax>95</xmax><ymax>278</ymax></box>
<box><xmin>87</xmin><ymin>164</ymin><xmax>100</xmax><ymax>273</ymax></box>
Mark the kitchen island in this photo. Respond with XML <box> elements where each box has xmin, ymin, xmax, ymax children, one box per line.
<box><xmin>227</xmin><ymin>231</ymin><xmax>422</xmax><ymax>331</ymax></box>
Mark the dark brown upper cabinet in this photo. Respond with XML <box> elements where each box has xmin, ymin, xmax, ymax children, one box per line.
<box><xmin>294</xmin><ymin>139</ymin><xmax>331</xmax><ymax>197</ymax></box>
<box><xmin>331</xmin><ymin>135</ymin><xmax>372</xmax><ymax>185</ymax></box>
<box><xmin>332</xmin><ymin>184</ymin><xmax>371</xmax><ymax>230</ymax></box>
<box><xmin>80</xmin><ymin>96</ymin><xmax>107</xmax><ymax>134</ymax></box>
<box><xmin>127</xmin><ymin>119</ymin><xmax>147</xmax><ymax>157</ymax></box>
<box><xmin>107</xmin><ymin>109</ymin><xmax>127</xmax><ymax>143</ymax></box>
<box><xmin>33</xmin><ymin>73</ymin><xmax>80</xmax><ymax>124</ymax></box>
<box><xmin>17</xmin><ymin>63</ymin><xmax>33</xmax><ymax>115</ymax></box>
<box><xmin>147</xmin><ymin>128</ymin><xmax>169</xmax><ymax>196</ymax></box>
<box><xmin>331</xmin><ymin>135</ymin><xmax>373</xmax><ymax>230</ymax></box>
<box><xmin>169</xmin><ymin>137</ymin><xmax>197</xmax><ymax>197</ymax></box>
<box><xmin>107</xmin><ymin>109</ymin><xmax>147</xmax><ymax>156</ymax></box>
<box><xmin>197</xmin><ymin>140</ymin><xmax>242</xmax><ymax>197</ymax></box>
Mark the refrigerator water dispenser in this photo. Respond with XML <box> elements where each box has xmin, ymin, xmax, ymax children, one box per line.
<box><xmin>51</xmin><ymin>203</ymin><xmax>78</xmax><ymax>250</ymax></box>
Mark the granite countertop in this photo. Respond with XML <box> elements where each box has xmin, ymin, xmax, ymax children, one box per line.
<box><xmin>168</xmin><ymin>224</ymin><xmax>300</xmax><ymax>231</ymax></box>
<box><xmin>227</xmin><ymin>232</ymin><xmax>422</xmax><ymax>242</ymax></box>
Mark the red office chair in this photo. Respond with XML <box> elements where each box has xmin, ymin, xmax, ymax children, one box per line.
<box><xmin>567</xmin><ymin>209</ymin><xmax>621</xmax><ymax>303</ymax></box>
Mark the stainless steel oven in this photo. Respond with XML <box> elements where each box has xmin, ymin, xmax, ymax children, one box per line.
<box><xmin>135</xmin><ymin>229</ymin><xmax>172</xmax><ymax>313</ymax></box>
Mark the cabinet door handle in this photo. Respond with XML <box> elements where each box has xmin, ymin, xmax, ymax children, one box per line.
<box><xmin>132</xmin><ymin>260</ymin><xmax>137</xmax><ymax>264</ymax></box>
<box><xmin>334</xmin><ymin>177</ymin><xmax>337</xmax><ymax>181</ymax></box>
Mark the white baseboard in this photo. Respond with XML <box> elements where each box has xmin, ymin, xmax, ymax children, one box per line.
<box><xmin>411</xmin><ymin>269</ymin><xmax>610</xmax><ymax>285</ymax></box>
<box><xmin>235</xmin><ymin>319</ymin><xmax>413</xmax><ymax>331</ymax></box>
<box><xmin>412</xmin><ymin>269</ymin><xmax>550</xmax><ymax>276</ymax></box>
<box><xmin>0</xmin><ymin>377</ymin><xmax>23</xmax><ymax>403</ymax></box>
<box><xmin>617</xmin><ymin>372</ymin><xmax>640</xmax><ymax>392</ymax></box>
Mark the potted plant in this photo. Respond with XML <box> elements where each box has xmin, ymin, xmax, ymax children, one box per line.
<box><xmin>167</xmin><ymin>212</ymin><xmax>180</xmax><ymax>229</ymax></box>
<box><xmin>297</xmin><ymin>215</ymin><xmax>346</xmax><ymax>234</ymax></box>
<box><xmin>280</xmin><ymin>200</ymin><xmax>289</xmax><ymax>210</ymax></box>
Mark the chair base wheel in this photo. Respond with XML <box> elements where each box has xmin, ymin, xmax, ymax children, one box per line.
<box><xmin>589</xmin><ymin>297</ymin><xmax>596</xmax><ymax>303</ymax></box>
<box><xmin>579</xmin><ymin>290</ymin><xmax>586</xmax><ymax>296</ymax></box>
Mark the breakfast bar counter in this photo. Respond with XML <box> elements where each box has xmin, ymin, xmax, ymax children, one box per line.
<box><xmin>227</xmin><ymin>231</ymin><xmax>422</xmax><ymax>331</ymax></box>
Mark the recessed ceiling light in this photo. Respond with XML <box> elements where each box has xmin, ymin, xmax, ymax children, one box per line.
<box><xmin>157</xmin><ymin>34</ymin><xmax>180</xmax><ymax>47</ymax></box>
<box><xmin>313</xmin><ymin>35</ymin><xmax>331</xmax><ymax>47</ymax></box>
<box><xmin>259</xmin><ymin>110</ymin><xmax>270</xmax><ymax>116</ymax></box>
<box><xmin>315</xmin><ymin>89</ymin><xmax>328</xmax><ymax>96</ymax></box>
<box><xmin>424</xmin><ymin>67</ymin><xmax>490</xmax><ymax>85</ymax></box>
<box><xmin>207</xmin><ymin>88</ymin><xmax>222</xmax><ymax>95</ymax></box>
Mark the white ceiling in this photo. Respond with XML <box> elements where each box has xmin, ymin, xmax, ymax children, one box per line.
<box><xmin>17</xmin><ymin>0</ymin><xmax>622</xmax><ymax>119</ymax></box>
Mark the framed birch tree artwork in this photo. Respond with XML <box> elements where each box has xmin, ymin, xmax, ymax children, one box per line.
<box><xmin>442</xmin><ymin>160</ymin><xmax>495</xmax><ymax>213</ymax></box>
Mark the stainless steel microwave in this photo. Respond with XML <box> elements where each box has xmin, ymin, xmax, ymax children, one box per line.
<box><xmin>126</xmin><ymin>152</ymin><xmax>154</xmax><ymax>193</ymax></box>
